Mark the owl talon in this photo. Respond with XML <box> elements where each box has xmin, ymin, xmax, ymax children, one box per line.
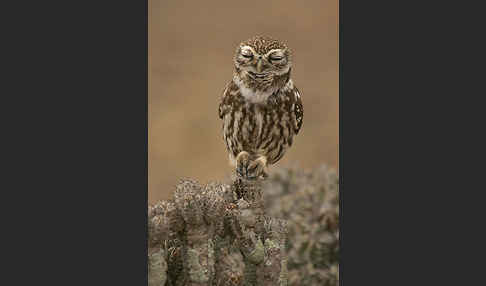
<box><xmin>236</xmin><ymin>151</ymin><xmax>250</xmax><ymax>178</ymax></box>
<box><xmin>236</xmin><ymin>166</ymin><xmax>247</xmax><ymax>178</ymax></box>
<box><xmin>245</xmin><ymin>171</ymin><xmax>259</xmax><ymax>180</ymax></box>
<box><xmin>246</xmin><ymin>156</ymin><xmax>268</xmax><ymax>180</ymax></box>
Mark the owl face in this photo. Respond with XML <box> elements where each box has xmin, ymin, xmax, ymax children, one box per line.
<box><xmin>234</xmin><ymin>36</ymin><xmax>291</xmax><ymax>79</ymax></box>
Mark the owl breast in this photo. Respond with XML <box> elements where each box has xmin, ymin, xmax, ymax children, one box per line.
<box><xmin>222</xmin><ymin>92</ymin><xmax>296</xmax><ymax>165</ymax></box>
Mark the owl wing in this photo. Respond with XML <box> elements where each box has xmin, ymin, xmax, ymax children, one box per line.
<box><xmin>291</xmin><ymin>86</ymin><xmax>304</xmax><ymax>135</ymax></box>
<box><xmin>218</xmin><ymin>83</ymin><xmax>230</xmax><ymax>119</ymax></box>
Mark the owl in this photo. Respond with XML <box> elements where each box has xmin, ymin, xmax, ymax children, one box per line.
<box><xmin>218</xmin><ymin>36</ymin><xmax>303</xmax><ymax>180</ymax></box>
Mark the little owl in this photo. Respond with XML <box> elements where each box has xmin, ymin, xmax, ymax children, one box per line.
<box><xmin>218</xmin><ymin>36</ymin><xmax>303</xmax><ymax>180</ymax></box>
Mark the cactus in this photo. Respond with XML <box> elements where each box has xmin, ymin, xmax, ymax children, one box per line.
<box><xmin>148</xmin><ymin>165</ymin><xmax>339</xmax><ymax>286</ymax></box>
<box><xmin>264</xmin><ymin>165</ymin><xmax>339</xmax><ymax>286</ymax></box>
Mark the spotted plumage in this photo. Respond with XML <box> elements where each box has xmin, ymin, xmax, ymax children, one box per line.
<box><xmin>218</xmin><ymin>36</ymin><xmax>303</xmax><ymax>179</ymax></box>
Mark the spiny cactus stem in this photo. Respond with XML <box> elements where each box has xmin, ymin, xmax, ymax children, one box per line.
<box><xmin>149</xmin><ymin>177</ymin><xmax>288</xmax><ymax>286</ymax></box>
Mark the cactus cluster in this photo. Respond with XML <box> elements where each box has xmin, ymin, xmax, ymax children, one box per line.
<box><xmin>263</xmin><ymin>165</ymin><xmax>339</xmax><ymax>286</ymax></box>
<box><xmin>148</xmin><ymin>165</ymin><xmax>339</xmax><ymax>286</ymax></box>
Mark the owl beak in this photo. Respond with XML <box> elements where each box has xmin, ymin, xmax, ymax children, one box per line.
<box><xmin>256</xmin><ymin>59</ymin><xmax>264</xmax><ymax>73</ymax></box>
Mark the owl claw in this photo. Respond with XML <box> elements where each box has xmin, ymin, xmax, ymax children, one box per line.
<box><xmin>236</xmin><ymin>166</ymin><xmax>247</xmax><ymax>178</ymax></box>
<box><xmin>247</xmin><ymin>158</ymin><xmax>267</xmax><ymax>180</ymax></box>
<box><xmin>235</xmin><ymin>153</ymin><xmax>268</xmax><ymax>180</ymax></box>
<box><xmin>236</xmin><ymin>151</ymin><xmax>251</xmax><ymax>179</ymax></box>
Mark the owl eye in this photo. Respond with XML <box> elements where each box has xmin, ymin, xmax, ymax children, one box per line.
<box><xmin>240</xmin><ymin>47</ymin><xmax>253</xmax><ymax>59</ymax></box>
<box><xmin>269</xmin><ymin>55</ymin><xmax>284</xmax><ymax>61</ymax></box>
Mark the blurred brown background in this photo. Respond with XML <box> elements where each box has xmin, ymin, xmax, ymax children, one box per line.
<box><xmin>149</xmin><ymin>0</ymin><xmax>338</xmax><ymax>203</ymax></box>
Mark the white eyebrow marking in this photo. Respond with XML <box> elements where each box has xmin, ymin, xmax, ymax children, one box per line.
<box><xmin>241</xmin><ymin>45</ymin><xmax>257</xmax><ymax>55</ymax></box>
<box><xmin>265</xmin><ymin>49</ymin><xmax>284</xmax><ymax>56</ymax></box>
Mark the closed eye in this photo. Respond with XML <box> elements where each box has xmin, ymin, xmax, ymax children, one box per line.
<box><xmin>242</xmin><ymin>54</ymin><xmax>253</xmax><ymax>59</ymax></box>
<box><xmin>269</xmin><ymin>56</ymin><xmax>283</xmax><ymax>61</ymax></box>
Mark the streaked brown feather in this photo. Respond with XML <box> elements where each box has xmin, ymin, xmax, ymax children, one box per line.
<box><xmin>219</xmin><ymin>79</ymin><xmax>303</xmax><ymax>165</ymax></box>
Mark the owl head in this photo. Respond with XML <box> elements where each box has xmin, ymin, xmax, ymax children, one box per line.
<box><xmin>234</xmin><ymin>36</ymin><xmax>292</xmax><ymax>84</ymax></box>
